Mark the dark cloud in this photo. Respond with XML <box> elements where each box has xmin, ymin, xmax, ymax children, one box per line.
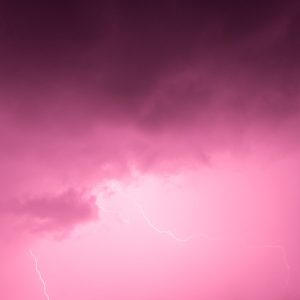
<box><xmin>0</xmin><ymin>0</ymin><xmax>299</xmax><ymax>127</ymax></box>
<box><xmin>0</xmin><ymin>0</ymin><xmax>299</xmax><ymax>241</ymax></box>
<box><xmin>0</xmin><ymin>189</ymin><xmax>98</xmax><ymax>237</ymax></box>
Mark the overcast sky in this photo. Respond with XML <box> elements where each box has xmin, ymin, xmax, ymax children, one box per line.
<box><xmin>0</xmin><ymin>1</ymin><xmax>300</xmax><ymax>299</ymax></box>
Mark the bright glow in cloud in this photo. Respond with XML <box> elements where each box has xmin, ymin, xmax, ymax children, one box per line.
<box><xmin>135</xmin><ymin>201</ymin><xmax>217</xmax><ymax>243</ymax></box>
<box><xmin>6</xmin><ymin>164</ymin><xmax>297</xmax><ymax>299</ymax></box>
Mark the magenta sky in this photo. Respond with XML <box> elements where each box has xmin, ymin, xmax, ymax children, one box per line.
<box><xmin>1</xmin><ymin>1</ymin><xmax>300</xmax><ymax>299</ymax></box>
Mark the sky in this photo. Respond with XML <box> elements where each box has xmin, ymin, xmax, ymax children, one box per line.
<box><xmin>0</xmin><ymin>1</ymin><xmax>300</xmax><ymax>299</ymax></box>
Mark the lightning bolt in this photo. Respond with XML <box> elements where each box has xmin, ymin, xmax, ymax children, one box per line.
<box><xmin>29</xmin><ymin>250</ymin><xmax>51</xmax><ymax>300</ymax></box>
<box><xmin>135</xmin><ymin>202</ymin><xmax>218</xmax><ymax>243</ymax></box>
<box><xmin>135</xmin><ymin>202</ymin><xmax>291</xmax><ymax>288</ymax></box>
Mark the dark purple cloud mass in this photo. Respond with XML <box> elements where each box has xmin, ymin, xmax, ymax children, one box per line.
<box><xmin>0</xmin><ymin>0</ymin><xmax>299</xmax><ymax>127</ymax></box>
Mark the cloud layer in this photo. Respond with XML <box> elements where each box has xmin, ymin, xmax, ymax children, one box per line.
<box><xmin>0</xmin><ymin>1</ymin><xmax>299</xmax><ymax>126</ymax></box>
<box><xmin>0</xmin><ymin>1</ymin><xmax>300</xmax><ymax>299</ymax></box>
<box><xmin>0</xmin><ymin>0</ymin><xmax>300</xmax><ymax>239</ymax></box>
<box><xmin>0</xmin><ymin>189</ymin><xmax>98</xmax><ymax>238</ymax></box>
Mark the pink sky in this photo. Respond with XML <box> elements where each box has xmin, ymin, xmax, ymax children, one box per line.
<box><xmin>1</xmin><ymin>1</ymin><xmax>300</xmax><ymax>299</ymax></box>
